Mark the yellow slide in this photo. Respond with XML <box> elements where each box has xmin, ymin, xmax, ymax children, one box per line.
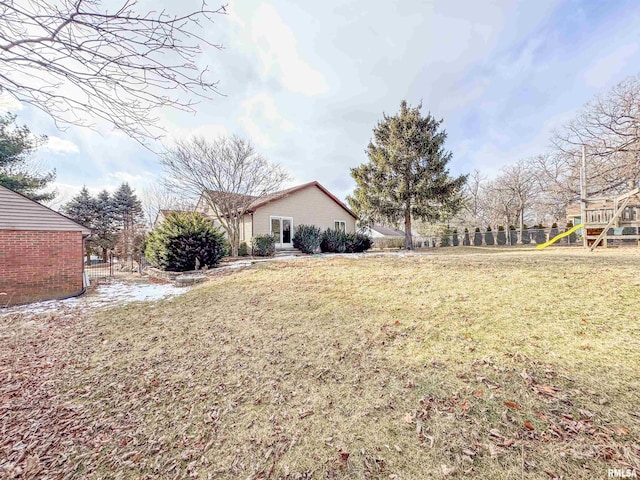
<box><xmin>536</xmin><ymin>223</ymin><xmax>584</xmax><ymax>249</ymax></box>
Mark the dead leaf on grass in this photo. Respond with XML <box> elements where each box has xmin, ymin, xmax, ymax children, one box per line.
<box><xmin>611</xmin><ymin>426</ymin><xmax>629</xmax><ymax>436</ymax></box>
<box><xmin>524</xmin><ymin>420</ymin><xmax>535</xmax><ymax>431</ymax></box>
<box><xmin>298</xmin><ymin>409</ymin><xmax>314</xmax><ymax>419</ymax></box>
<box><xmin>441</xmin><ymin>464</ymin><xmax>457</xmax><ymax>476</ymax></box>
<box><xmin>535</xmin><ymin>384</ymin><xmax>558</xmax><ymax>396</ymax></box>
<box><xmin>504</xmin><ymin>401</ymin><xmax>521</xmax><ymax>410</ymax></box>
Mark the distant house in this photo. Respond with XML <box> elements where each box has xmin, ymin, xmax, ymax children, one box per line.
<box><xmin>361</xmin><ymin>224</ymin><xmax>405</xmax><ymax>239</ymax></box>
<box><xmin>153</xmin><ymin>209</ymin><xmax>192</xmax><ymax>229</ymax></box>
<box><xmin>195</xmin><ymin>181</ymin><xmax>358</xmax><ymax>249</ymax></box>
<box><xmin>0</xmin><ymin>185</ymin><xmax>91</xmax><ymax>306</ymax></box>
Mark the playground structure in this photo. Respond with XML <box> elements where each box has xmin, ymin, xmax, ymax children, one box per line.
<box><xmin>578</xmin><ymin>188</ymin><xmax>640</xmax><ymax>251</ymax></box>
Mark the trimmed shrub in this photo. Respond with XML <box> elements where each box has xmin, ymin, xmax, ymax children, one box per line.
<box><xmin>145</xmin><ymin>212</ymin><xmax>225</xmax><ymax>271</ymax></box>
<box><xmin>452</xmin><ymin>228</ymin><xmax>459</xmax><ymax>246</ymax></box>
<box><xmin>293</xmin><ymin>224</ymin><xmax>322</xmax><ymax>254</ymax></box>
<box><xmin>321</xmin><ymin>228</ymin><xmax>347</xmax><ymax>253</ymax></box>
<box><xmin>462</xmin><ymin>228</ymin><xmax>470</xmax><ymax>246</ymax></box>
<box><xmin>496</xmin><ymin>225</ymin><xmax>506</xmax><ymax>245</ymax></box>
<box><xmin>485</xmin><ymin>226</ymin><xmax>495</xmax><ymax>246</ymax></box>
<box><xmin>251</xmin><ymin>234</ymin><xmax>276</xmax><ymax>257</ymax></box>
<box><xmin>565</xmin><ymin>221</ymin><xmax>577</xmax><ymax>244</ymax></box>
<box><xmin>344</xmin><ymin>232</ymin><xmax>373</xmax><ymax>253</ymax></box>
<box><xmin>440</xmin><ymin>228</ymin><xmax>450</xmax><ymax>247</ymax></box>
<box><xmin>238</xmin><ymin>241</ymin><xmax>248</xmax><ymax>256</ymax></box>
<box><xmin>534</xmin><ymin>224</ymin><xmax>546</xmax><ymax>244</ymax></box>
<box><xmin>521</xmin><ymin>225</ymin><xmax>531</xmax><ymax>244</ymax></box>
<box><xmin>473</xmin><ymin>227</ymin><xmax>483</xmax><ymax>246</ymax></box>
<box><xmin>508</xmin><ymin>225</ymin><xmax>517</xmax><ymax>245</ymax></box>
<box><xmin>549</xmin><ymin>222</ymin><xmax>559</xmax><ymax>241</ymax></box>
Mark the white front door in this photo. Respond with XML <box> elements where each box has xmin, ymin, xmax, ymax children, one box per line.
<box><xmin>270</xmin><ymin>216</ymin><xmax>293</xmax><ymax>249</ymax></box>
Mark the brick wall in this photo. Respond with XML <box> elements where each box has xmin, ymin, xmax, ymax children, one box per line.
<box><xmin>0</xmin><ymin>230</ymin><xmax>85</xmax><ymax>306</ymax></box>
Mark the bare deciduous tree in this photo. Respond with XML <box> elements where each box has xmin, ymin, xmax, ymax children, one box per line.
<box><xmin>161</xmin><ymin>135</ymin><xmax>291</xmax><ymax>256</ymax></box>
<box><xmin>141</xmin><ymin>181</ymin><xmax>195</xmax><ymax>230</ymax></box>
<box><xmin>553</xmin><ymin>74</ymin><xmax>640</xmax><ymax>196</ymax></box>
<box><xmin>0</xmin><ymin>0</ymin><xmax>226</xmax><ymax>143</ymax></box>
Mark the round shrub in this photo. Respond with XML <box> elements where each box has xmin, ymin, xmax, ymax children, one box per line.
<box><xmin>484</xmin><ymin>226</ymin><xmax>494</xmax><ymax>246</ymax></box>
<box><xmin>344</xmin><ymin>232</ymin><xmax>373</xmax><ymax>253</ymax></box>
<box><xmin>321</xmin><ymin>228</ymin><xmax>347</xmax><ymax>253</ymax></box>
<box><xmin>293</xmin><ymin>224</ymin><xmax>322</xmax><ymax>254</ymax></box>
<box><xmin>473</xmin><ymin>227</ymin><xmax>483</xmax><ymax>246</ymax></box>
<box><xmin>251</xmin><ymin>234</ymin><xmax>276</xmax><ymax>257</ymax></box>
<box><xmin>145</xmin><ymin>212</ymin><xmax>225</xmax><ymax>271</ymax></box>
<box><xmin>238</xmin><ymin>241</ymin><xmax>249</xmax><ymax>256</ymax></box>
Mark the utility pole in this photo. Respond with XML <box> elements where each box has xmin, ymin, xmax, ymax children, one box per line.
<box><xmin>580</xmin><ymin>145</ymin><xmax>587</xmax><ymax>247</ymax></box>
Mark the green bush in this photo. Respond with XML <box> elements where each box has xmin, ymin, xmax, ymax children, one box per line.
<box><xmin>534</xmin><ymin>224</ymin><xmax>546</xmax><ymax>244</ymax></box>
<box><xmin>321</xmin><ymin>228</ymin><xmax>347</xmax><ymax>253</ymax></box>
<box><xmin>565</xmin><ymin>221</ymin><xmax>577</xmax><ymax>244</ymax></box>
<box><xmin>508</xmin><ymin>225</ymin><xmax>517</xmax><ymax>245</ymax></box>
<box><xmin>293</xmin><ymin>224</ymin><xmax>322</xmax><ymax>254</ymax></box>
<box><xmin>238</xmin><ymin>241</ymin><xmax>248</xmax><ymax>256</ymax></box>
<box><xmin>473</xmin><ymin>227</ymin><xmax>482</xmax><ymax>246</ymax></box>
<box><xmin>452</xmin><ymin>229</ymin><xmax>459</xmax><ymax>246</ymax></box>
<box><xmin>462</xmin><ymin>228</ymin><xmax>470</xmax><ymax>246</ymax></box>
<box><xmin>440</xmin><ymin>228</ymin><xmax>450</xmax><ymax>247</ymax></box>
<box><xmin>345</xmin><ymin>232</ymin><xmax>373</xmax><ymax>253</ymax></box>
<box><xmin>521</xmin><ymin>225</ymin><xmax>531</xmax><ymax>244</ymax></box>
<box><xmin>251</xmin><ymin>234</ymin><xmax>276</xmax><ymax>257</ymax></box>
<box><xmin>496</xmin><ymin>225</ymin><xmax>506</xmax><ymax>245</ymax></box>
<box><xmin>485</xmin><ymin>226</ymin><xmax>495</xmax><ymax>246</ymax></box>
<box><xmin>145</xmin><ymin>212</ymin><xmax>225</xmax><ymax>271</ymax></box>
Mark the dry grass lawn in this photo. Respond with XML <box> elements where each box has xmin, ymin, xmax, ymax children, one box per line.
<box><xmin>1</xmin><ymin>247</ymin><xmax>640</xmax><ymax>479</ymax></box>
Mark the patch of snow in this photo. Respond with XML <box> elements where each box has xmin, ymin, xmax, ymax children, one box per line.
<box><xmin>1</xmin><ymin>281</ymin><xmax>190</xmax><ymax>319</ymax></box>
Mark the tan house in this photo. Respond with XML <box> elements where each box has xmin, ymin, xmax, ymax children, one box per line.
<box><xmin>195</xmin><ymin>181</ymin><xmax>358</xmax><ymax>249</ymax></box>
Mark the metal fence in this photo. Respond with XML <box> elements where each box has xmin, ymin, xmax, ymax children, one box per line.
<box><xmin>84</xmin><ymin>255</ymin><xmax>150</xmax><ymax>281</ymax></box>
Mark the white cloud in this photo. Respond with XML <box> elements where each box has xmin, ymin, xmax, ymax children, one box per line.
<box><xmin>250</xmin><ymin>4</ymin><xmax>328</xmax><ymax>96</ymax></box>
<box><xmin>0</xmin><ymin>92</ymin><xmax>23</xmax><ymax>113</ymax></box>
<box><xmin>43</xmin><ymin>136</ymin><xmax>80</xmax><ymax>154</ymax></box>
<box><xmin>239</xmin><ymin>92</ymin><xmax>294</xmax><ymax>149</ymax></box>
<box><xmin>107</xmin><ymin>171</ymin><xmax>149</xmax><ymax>185</ymax></box>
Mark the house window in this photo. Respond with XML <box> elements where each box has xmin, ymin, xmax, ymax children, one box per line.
<box><xmin>334</xmin><ymin>220</ymin><xmax>346</xmax><ymax>232</ymax></box>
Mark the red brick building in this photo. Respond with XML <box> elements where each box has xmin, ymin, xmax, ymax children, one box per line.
<box><xmin>0</xmin><ymin>185</ymin><xmax>91</xmax><ymax>306</ymax></box>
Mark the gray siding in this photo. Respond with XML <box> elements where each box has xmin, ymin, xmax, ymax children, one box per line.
<box><xmin>0</xmin><ymin>186</ymin><xmax>90</xmax><ymax>233</ymax></box>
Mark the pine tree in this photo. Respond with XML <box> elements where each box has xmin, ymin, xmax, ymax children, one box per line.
<box><xmin>347</xmin><ymin>101</ymin><xmax>467</xmax><ymax>249</ymax></box>
<box><xmin>112</xmin><ymin>183</ymin><xmax>144</xmax><ymax>266</ymax></box>
<box><xmin>0</xmin><ymin>113</ymin><xmax>55</xmax><ymax>201</ymax></box>
<box><xmin>63</xmin><ymin>187</ymin><xmax>97</xmax><ymax>264</ymax></box>
<box><xmin>93</xmin><ymin>190</ymin><xmax>118</xmax><ymax>262</ymax></box>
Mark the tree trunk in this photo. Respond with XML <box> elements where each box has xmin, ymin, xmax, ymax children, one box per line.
<box><xmin>404</xmin><ymin>209</ymin><xmax>412</xmax><ymax>250</ymax></box>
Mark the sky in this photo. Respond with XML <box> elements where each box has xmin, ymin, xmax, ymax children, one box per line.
<box><xmin>4</xmin><ymin>0</ymin><xmax>640</xmax><ymax>209</ymax></box>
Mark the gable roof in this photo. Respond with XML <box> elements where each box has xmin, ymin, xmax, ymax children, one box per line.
<box><xmin>248</xmin><ymin>181</ymin><xmax>358</xmax><ymax>219</ymax></box>
<box><xmin>370</xmin><ymin>224</ymin><xmax>405</xmax><ymax>237</ymax></box>
<box><xmin>0</xmin><ymin>185</ymin><xmax>91</xmax><ymax>234</ymax></box>
<box><xmin>200</xmin><ymin>181</ymin><xmax>358</xmax><ymax>219</ymax></box>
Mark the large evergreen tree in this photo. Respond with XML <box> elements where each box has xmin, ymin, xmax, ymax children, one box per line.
<box><xmin>93</xmin><ymin>190</ymin><xmax>118</xmax><ymax>262</ymax></box>
<box><xmin>112</xmin><ymin>183</ymin><xmax>144</xmax><ymax>266</ymax></box>
<box><xmin>348</xmin><ymin>101</ymin><xmax>467</xmax><ymax>249</ymax></box>
<box><xmin>0</xmin><ymin>113</ymin><xmax>55</xmax><ymax>201</ymax></box>
<box><xmin>63</xmin><ymin>187</ymin><xmax>97</xmax><ymax>264</ymax></box>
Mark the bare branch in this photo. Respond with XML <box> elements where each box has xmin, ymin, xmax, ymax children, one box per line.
<box><xmin>0</xmin><ymin>0</ymin><xmax>227</xmax><ymax>144</ymax></box>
